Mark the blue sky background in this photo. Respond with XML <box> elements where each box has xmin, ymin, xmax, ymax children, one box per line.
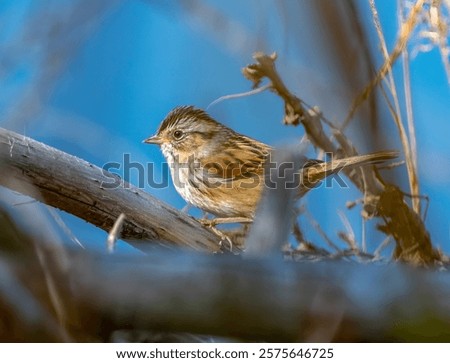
<box><xmin>1</xmin><ymin>0</ymin><xmax>449</xmax><ymax>255</ymax></box>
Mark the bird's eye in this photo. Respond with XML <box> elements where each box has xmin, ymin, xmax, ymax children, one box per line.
<box><xmin>173</xmin><ymin>130</ymin><xmax>183</xmax><ymax>140</ymax></box>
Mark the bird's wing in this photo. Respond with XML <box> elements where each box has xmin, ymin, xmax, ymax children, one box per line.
<box><xmin>198</xmin><ymin>135</ymin><xmax>269</xmax><ymax>183</ymax></box>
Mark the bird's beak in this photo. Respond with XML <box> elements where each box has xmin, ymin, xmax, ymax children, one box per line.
<box><xmin>142</xmin><ymin>135</ymin><xmax>163</xmax><ymax>145</ymax></box>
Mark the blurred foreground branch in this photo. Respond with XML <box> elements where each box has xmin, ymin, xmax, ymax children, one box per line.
<box><xmin>4</xmin><ymin>242</ymin><xmax>450</xmax><ymax>342</ymax></box>
<box><xmin>0</xmin><ymin>127</ymin><xmax>222</xmax><ymax>253</ymax></box>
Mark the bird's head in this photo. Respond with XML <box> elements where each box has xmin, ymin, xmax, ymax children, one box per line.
<box><xmin>143</xmin><ymin>106</ymin><xmax>231</xmax><ymax>158</ymax></box>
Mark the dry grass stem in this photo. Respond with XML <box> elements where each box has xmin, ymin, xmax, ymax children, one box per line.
<box><xmin>413</xmin><ymin>0</ymin><xmax>450</xmax><ymax>82</ymax></box>
<box><xmin>47</xmin><ymin>206</ymin><xmax>85</xmax><ymax>249</ymax></box>
<box><xmin>400</xmin><ymin>0</ymin><xmax>420</xmax><ymax>212</ymax></box>
<box><xmin>374</xmin><ymin>236</ymin><xmax>393</xmax><ymax>259</ymax></box>
<box><xmin>337</xmin><ymin>210</ymin><xmax>357</xmax><ymax>250</ymax></box>
<box><xmin>364</xmin><ymin>0</ymin><xmax>422</xmax><ymax>214</ymax></box>
<box><xmin>33</xmin><ymin>245</ymin><xmax>71</xmax><ymax>341</ymax></box>
<box><xmin>107</xmin><ymin>213</ymin><xmax>125</xmax><ymax>253</ymax></box>
<box><xmin>207</xmin><ymin>83</ymin><xmax>272</xmax><ymax>110</ymax></box>
<box><xmin>344</xmin><ymin>0</ymin><xmax>426</xmax><ymax>127</ymax></box>
<box><xmin>304</xmin><ymin>209</ymin><xmax>341</xmax><ymax>253</ymax></box>
<box><xmin>341</xmin><ymin>0</ymin><xmax>426</xmax><ymax>214</ymax></box>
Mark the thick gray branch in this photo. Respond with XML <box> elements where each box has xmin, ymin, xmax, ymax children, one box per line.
<box><xmin>0</xmin><ymin>127</ymin><xmax>222</xmax><ymax>252</ymax></box>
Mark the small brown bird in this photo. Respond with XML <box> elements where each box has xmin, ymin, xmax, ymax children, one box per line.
<box><xmin>144</xmin><ymin>106</ymin><xmax>397</xmax><ymax>221</ymax></box>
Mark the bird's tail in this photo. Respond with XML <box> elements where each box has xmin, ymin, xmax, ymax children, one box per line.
<box><xmin>302</xmin><ymin>150</ymin><xmax>399</xmax><ymax>187</ymax></box>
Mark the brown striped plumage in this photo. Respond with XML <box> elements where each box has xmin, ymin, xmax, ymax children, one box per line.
<box><xmin>144</xmin><ymin>106</ymin><xmax>398</xmax><ymax>219</ymax></box>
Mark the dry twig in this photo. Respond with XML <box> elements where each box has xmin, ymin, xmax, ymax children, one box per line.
<box><xmin>242</xmin><ymin>52</ymin><xmax>438</xmax><ymax>266</ymax></box>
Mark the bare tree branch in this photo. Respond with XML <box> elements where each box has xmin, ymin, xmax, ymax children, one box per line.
<box><xmin>0</xmin><ymin>127</ymin><xmax>223</xmax><ymax>253</ymax></box>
